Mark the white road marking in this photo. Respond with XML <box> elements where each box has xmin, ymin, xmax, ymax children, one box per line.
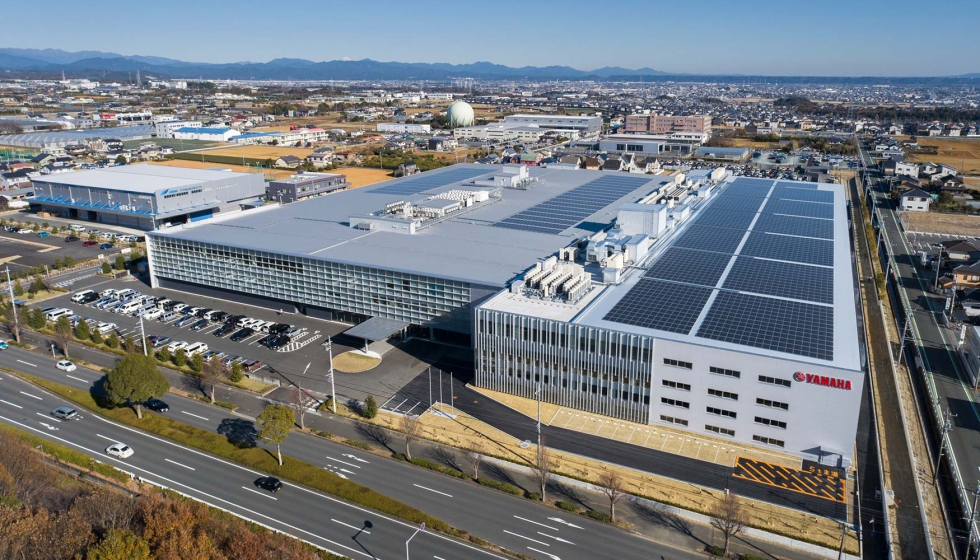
<box><xmin>241</xmin><ymin>485</ymin><xmax>278</xmax><ymax>500</ymax></box>
<box><xmin>547</xmin><ymin>517</ymin><xmax>584</xmax><ymax>529</ymax></box>
<box><xmin>16</xmin><ymin>359</ymin><xmax>36</xmax><ymax>367</ymax></box>
<box><xmin>322</xmin><ymin>467</ymin><xmax>349</xmax><ymax>480</ymax></box>
<box><xmin>19</xmin><ymin>391</ymin><xmax>42</xmax><ymax>400</ymax></box>
<box><xmin>38</xmin><ymin>412</ymin><xmax>60</xmax><ymax>422</ymax></box>
<box><xmin>325</xmin><ymin>455</ymin><xmax>361</xmax><ymax>468</ymax></box>
<box><xmin>331</xmin><ymin>518</ymin><xmax>370</xmax><ymax>534</ymax></box>
<box><xmin>0</xmin><ymin>399</ymin><xmax>22</xmax><ymax>409</ymax></box>
<box><xmin>513</xmin><ymin>516</ymin><xmax>558</xmax><ymax>531</ymax></box>
<box><xmin>413</xmin><ymin>483</ymin><xmax>452</xmax><ymax>497</ymax></box>
<box><xmin>181</xmin><ymin>410</ymin><xmax>209</xmax><ymax>421</ymax></box>
<box><xmin>165</xmin><ymin>458</ymin><xmax>195</xmax><ymax>470</ymax></box>
<box><xmin>95</xmin><ymin>433</ymin><xmax>117</xmax><ymax>442</ymax></box>
<box><xmin>527</xmin><ymin>547</ymin><xmax>561</xmax><ymax>560</ymax></box>
<box><xmin>536</xmin><ymin>532</ymin><xmax>574</xmax><ymax>545</ymax></box>
<box><xmin>434</xmin><ymin>557</ymin><xmax>448</xmax><ymax>560</ymax></box>
<box><xmin>341</xmin><ymin>453</ymin><xmax>369</xmax><ymax>463</ymax></box>
<box><xmin>66</xmin><ymin>374</ymin><xmax>86</xmax><ymax>382</ymax></box>
<box><xmin>503</xmin><ymin>530</ymin><xmax>549</xmax><ymax>546</ymax></box>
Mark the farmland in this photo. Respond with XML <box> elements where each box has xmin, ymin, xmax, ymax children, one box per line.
<box><xmin>903</xmin><ymin>137</ymin><xmax>980</xmax><ymax>175</ymax></box>
<box><xmin>202</xmin><ymin>145</ymin><xmax>314</xmax><ymax>160</ymax></box>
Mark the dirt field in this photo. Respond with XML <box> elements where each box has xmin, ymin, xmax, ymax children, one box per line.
<box><xmin>337</xmin><ymin>167</ymin><xmax>391</xmax><ymax>188</ymax></box>
<box><xmin>203</xmin><ymin>145</ymin><xmax>314</xmax><ymax>160</ymax></box>
<box><xmin>900</xmin><ymin>211</ymin><xmax>980</xmax><ymax>236</ymax></box>
<box><xmin>147</xmin><ymin>159</ymin><xmax>296</xmax><ymax>180</ymax></box>
<box><xmin>903</xmin><ymin>137</ymin><xmax>980</xmax><ymax>175</ymax></box>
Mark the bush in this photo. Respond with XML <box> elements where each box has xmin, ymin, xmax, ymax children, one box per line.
<box><xmin>474</xmin><ymin>477</ymin><xmax>523</xmax><ymax>496</ymax></box>
<box><xmin>229</xmin><ymin>362</ymin><xmax>243</xmax><ymax>382</ymax></box>
<box><xmin>585</xmin><ymin>510</ymin><xmax>611</xmax><ymax>523</ymax></box>
<box><xmin>174</xmin><ymin>348</ymin><xmax>187</xmax><ymax>367</ymax></box>
<box><xmin>739</xmin><ymin>555</ymin><xmax>768</xmax><ymax>560</ymax></box>
<box><xmin>90</xmin><ymin>329</ymin><xmax>103</xmax><ymax>345</ymax></box>
<box><xmin>114</xmin><ymin>255</ymin><xmax>126</xmax><ymax>270</ymax></box>
<box><xmin>13</xmin><ymin>282</ymin><xmax>23</xmax><ymax>297</ymax></box>
<box><xmin>362</xmin><ymin>395</ymin><xmax>378</xmax><ymax>419</ymax></box>
<box><xmin>190</xmin><ymin>352</ymin><xmax>204</xmax><ymax>373</ymax></box>
<box><xmin>315</xmin><ymin>430</ymin><xmax>333</xmax><ymax>439</ymax></box>
<box><xmin>706</xmin><ymin>545</ymin><xmax>725</xmax><ymax>557</ymax></box>
<box><xmin>556</xmin><ymin>501</ymin><xmax>578</xmax><ymax>512</ymax></box>
<box><xmin>342</xmin><ymin>439</ymin><xmax>372</xmax><ymax>451</ymax></box>
<box><xmin>525</xmin><ymin>492</ymin><xmax>541</xmax><ymax>501</ymax></box>
<box><xmin>101</xmin><ymin>262</ymin><xmax>112</xmax><ymax>275</ymax></box>
<box><xmin>157</xmin><ymin>347</ymin><xmax>171</xmax><ymax>362</ymax></box>
<box><xmin>106</xmin><ymin>332</ymin><xmax>119</xmax><ymax>349</ymax></box>
<box><xmin>410</xmin><ymin>457</ymin><xmax>471</xmax><ymax>480</ymax></box>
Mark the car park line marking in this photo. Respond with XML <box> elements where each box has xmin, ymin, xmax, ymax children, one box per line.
<box><xmin>513</xmin><ymin>516</ymin><xmax>558</xmax><ymax>531</ymax></box>
<box><xmin>0</xmin><ymin>400</ymin><xmax>22</xmax><ymax>409</ymax></box>
<box><xmin>66</xmin><ymin>375</ymin><xmax>86</xmax><ymax>382</ymax></box>
<box><xmin>331</xmin><ymin>518</ymin><xmax>370</xmax><ymax>534</ymax></box>
<box><xmin>536</xmin><ymin>532</ymin><xmax>574</xmax><ymax>545</ymax></box>
<box><xmin>325</xmin><ymin>456</ymin><xmax>361</xmax><ymax>469</ymax></box>
<box><xmin>503</xmin><ymin>530</ymin><xmax>548</xmax><ymax>546</ymax></box>
<box><xmin>19</xmin><ymin>391</ymin><xmax>42</xmax><ymax>400</ymax></box>
<box><xmin>16</xmin><ymin>359</ymin><xmax>36</xmax><ymax>367</ymax></box>
<box><xmin>241</xmin><ymin>485</ymin><xmax>278</xmax><ymax>500</ymax></box>
<box><xmin>165</xmin><ymin>458</ymin><xmax>195</xmax><ymax>470</ymax></box>
<box><xmin>413</xmin><ymin>484</ymin><xmax>452</xmax><ymax>497</ymax></box>
<box><xmin>181</xmin><ymin>410</ymin><xmax>209</xmax><ymax>421</ymax></box>
<box><xmin>37</xmin><ymin>412</ymin><xmax>60</xmax><ymax>422</ymax></box>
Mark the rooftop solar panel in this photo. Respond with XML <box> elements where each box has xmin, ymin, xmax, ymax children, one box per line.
<box><xmin>493</xmin><ymin>174</ymin><xmax>651</xmax><ymax>235</ymax></box>
<box><xmin>371</xmin><ymin>168</ymin><xmax>490</xmax><ymax>196</ymax></box>
<box><xmin>643</xmin><ymin>247</ymin><xmax>733</xmax><ymax>286</ymax></box>
<box><xmin>764</xmin><ymin>199</ymin><xmax>835</xmax><ymax>219</ymax></box>
<box><xmin>709</xmin><ymin>195</ymin><xmax>766</xmax><ymax>213</ymax></box>
<box><xmin>673</xmin><ymin>225</ymin><xmax>746</xmax><ymax>254</ymax></box>
<box><xmin>775</xmin><ymin>181</ymin><xmax>820</xmax><ymax>190</ymax></box>
<box><xmin>754</xmin><ymin>213</ymin><xmax>833</xmax><ymax>239</ymax></box>
<box><xmin>773</xmin><ymin>188</ymin><xmax>835</xmax><ymax>204</ymax></box>
<box><xmin>697</xmin><ymin>292</ymin><xmax>834</xmax><ymax>360</ymax></box>
<box><xmin>603</xmin><ymin>279</ymin><xmax>713</xmax><ymax>334</ymax></box>
<box><xmin>723</xmin><ymin>257</ymin><xmax>834</xmax><ymax>304</ymax></box>
<box><xmin>740</xmin><ymin>232</ymin><xmax>834</xmax><ymax>266</ymax></box>
<box><xmin>693</xmin><ymin>207</ymin><xmax>757</xmax><ymax>230</ymax></box>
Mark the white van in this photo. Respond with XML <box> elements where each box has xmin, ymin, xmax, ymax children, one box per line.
<box><xmin>134</xmin><ymin>304</ymin><xmax>156</xmax><ymax>317</ymax></box>
<box><xmin>184</xmin><ymin>342</ymin><xmax>209</xmax><ymax>356</ymax></box>
<box><xmin>71</xmin><ymin>290</ymin><xmax>96</xmax><ymax>303</ymax></box>
<box><xmin>45</xmin><ymin>308</ymin><xmax>74</xmax><ymax>321</ymax></box>
<box><xmin>159</xmin><ymin>311</ymin><xmax>180</xmax><ymax>323</ymax></box>
<box><xmin>114</xmin><ymin>301</ymin><xmax>141</xmax><ymax>315</ymax></box>
<box><xmin>142</xmin><ymin>308</ymin><xmax>163</xmax><ymax>320</ymax></box>
<box><xmin>155</xmin><ymin>299</ymin><xmax>172</xmax><ymax>310</ymax></box>
<box><xmin>99</xmin><ymin>288</ymin><xmax>118</xmax><ymax>298</ymax></box>
<box><xmin>68</xmin><ymin>224</ymin><xmax>86</xmax><ymax>232</ymax></box>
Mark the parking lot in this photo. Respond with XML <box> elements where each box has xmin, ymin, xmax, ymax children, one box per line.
<box><xmin>0</xmin><ymin>227</ymin><xmax>127</xmax><ymax>273</ymax></box>
<box><xmin>903</xmin><ymin>230</ymin><xmax>980</xmax><ymax>255</ymax></box>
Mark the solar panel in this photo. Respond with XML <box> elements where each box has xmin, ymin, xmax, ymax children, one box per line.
<box><xmin>697</xmin><ymin>292</ymin><xmax>834</xmax><ymax>360</ymax></box>
<box><xmin>754</xmin><ymin>213</ymin><xmax>833</xmax><ymax>239</ymax></box>
<box><xmin>603</xmin><ymin>279</ymin><xmax>713</xmax><ymax>334</ymax></box>
<box><xmin>773</xmin><ymin>188</ymin><xmax>835</xmax><ymax>204</ymax></box>
<box><xmin>693</xmin><ymin>207</ymin><xmax>757</xmax><ymax>230</ymax></box>
<box><xmin>723</xmin><ymin>178</ymin><xmax>775</xmax><ymax>198</ymax></box>
<box><xmin>764</xmin><ymin>199</ymin><xmax>835</xmax><ymax>219</ymax></box>
<box><xmin>740</xmin><ymin>232</ymin><xmax>834</xmax><ymax>266</ymax></box>
<box><xmin>673</xmin><ymin>225</ymin><xmax>746</xmax><ymax>254</ymax></box>
<box><xmin>710</xmin><ymin>195</ymin><xmax>765</xmax><ymax>213</ymax></box>
<box><xmin>723</xmin><ymin>257</ymin><xmax>834</xmax><ymax>304</ymax></box>
<box><xmin>775</xmin><ymin>181</ymin><xmax>820</xmax><ymax>190</ymax></box>
<box><xmin>644</xmin><ymin>247</ymin><xmax>733</xmax><ymax>286</ymax></box>
<box><xmin>371</xmin><ymin>168</ymin><xmax>490</xmax><ymax>196</ymax></box>
<box><xmin>494</xmin><ymin>174</ymin><xmax>651</xmax><ymax>235</ymax></box>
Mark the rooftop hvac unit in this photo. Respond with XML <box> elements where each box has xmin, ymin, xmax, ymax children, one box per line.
<box><xmin>355</xmin><ymin>222</ymin><xmax>374</xmax><ymax>231</ymax></box>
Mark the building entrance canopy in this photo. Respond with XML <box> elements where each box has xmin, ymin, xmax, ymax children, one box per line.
<box><xmin>343</xmin><ymin>317</ymin><xmax>411</xmax><ymax>342</ymax></box>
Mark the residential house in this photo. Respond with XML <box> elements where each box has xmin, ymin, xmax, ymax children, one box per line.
<box><xmin>899</xmin><ymin>188</ymin><xmax>932</xmax><ymax>212</ymax></box>
<box><xmin>519</xmin><ymin>151</ymin><xmax>542</xmax><ymax>166</ymax></box>
<box><xmin>883</xmin><ymin>159</ymin><xmax>918</xmax><ymax>177</ymax></box>
<box><xmin>30</xmin><ymin>153</ymin><xmax>56</xmax><ymax>170</ymax></box>
<box><xmin>305</xmin><ymin>152</ymin><xmax>334</xmax><ymax>169</ymax></box>
<box><xmin>582</xmin><ymin>157</ymin><xmax>601</xmax><ymax>170</ymax></box>
<box><xmin>275</xmin><ymin>155</ymin><xmax>302</xmax><ymax>169</ymax></box>
<box><xmin>953</xmin><ymin>262</ymin><xmax>980</xmax><ymax>288</ymax></box>
<box><xmin>602</xmin><ymin>156</ymin><xmax>623</xmax><ymax>171</ymax></box>
<box><xmin>394</xmin><ymin>162</ymin><xmax>419</xmax><ymax>177</ymax></box>
<box><xmin>939</xmin><ymin>240</ymin><xmax>980</xmax><ymax>262</ymax></box>
<box><xmin>0</xmin><ymin>168</ymin><xmax>34</xmax><ymax>189</ymax></box>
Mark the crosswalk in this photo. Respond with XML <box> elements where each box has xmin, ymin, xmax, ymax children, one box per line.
<box><xmin>54</xmin><ymin>271</ymin><xmax>96</xmax><ymax>288</ymax></box>
<box><xmin>278</xmin><ymin>332</ymin><xmax>321</xmax><ymax>353</ymax></box>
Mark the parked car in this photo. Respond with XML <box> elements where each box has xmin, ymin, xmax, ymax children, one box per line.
<box><xmin>83</xmin><ymin>241</ymin><xmax>98</xmax><ymax>247</ymax></box>
<box><xmin>189</xmin><ymin>319</ymin><xmax>209</xmax><ymax>331</ymax></box>
<box><xmin>37</xmin><ymin>231</ymin><xmax>50</xmax><ymax>238</ymax></box>
<box><xmin>99</xmin><ymin>243</ymin><xmax>114</xmax><ymax>250</ymax></box>
<box><xmin>214</xmin><ymin>324</ymin><xmax>236</xmax><ymax>337</ymax></box>
<box><xmin>243</xmin><ymin>360</ymin><xmax>264</xmax><ymax>373</ymax></box>
<box><xmin>267</xmin><ymin>336</ymin><xmax>289</xmax><ymax>350</ymax></box>
<box><xmin>150</xmin><ymin>336</ymin><xmax>171</xmax><ymax>348</ymax></box>
<box><xmin>95</xmin><ymin>322</ymin><xmax>117</xmax><ymax>334</ymax></box>
<box><xmin>166</xmin><ymin>341</ymin><xmax>188</xmax><ymax>353</ymax></box>
<box><xmin>56</xmin><ymin>360</ymin><xmax>76</xmax><ymax>372</ymax></box>
<box><xmin>142</xmin><ymin>308</ymin><xmax>163</xmax><ymax>320</ymax></box>
<box><xmin>144</xmin><ymin>398</ymin><xmax>169</xmax><ymax>413</ymax></box>
<box><xmin>64</xmin><ymin>236</ymin><xmax>80</xmax><ymax>242</ymax></box>
<box><xmin>230</xmin><ymin>328</ymin><xmax>253</xmax><ymax>342</ymax></box>
<box><xmin>17</xmin><ymin>228</ymin><xmax>32</xmax><ymax>234</ymax></box>
<box><xmin>105</xmin><ymin>443</ymin><xmax>134</xmax><ymax>459</ymax></box>
<box><xmin>51</xmin><ymin>406</ymin><xmax>81</xmax><ymax>420</ymax></box>
<box><xmin>0</xmin><ymin>341</ymin><xmax>8</xmax><ymax>350</ymax></box>
<box><xmin>174</xmin><ymin>315</ymin><xmax>198</xmax><ymax>328</ymax></box>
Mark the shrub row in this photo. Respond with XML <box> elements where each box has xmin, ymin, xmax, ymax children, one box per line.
<box><xmin>473</xmin><ymin>477</ymin><xmax>524</xmax><ymax>496</ymax></box>
<box><xmin>409</xmin><ymin>457</ymin><xmax>472</xmax><ymax>480</ymax></box>
<box><xmin>342</xmin><ymin>439</ymin><xmax>372</xmax><ymax>451</ymax></box>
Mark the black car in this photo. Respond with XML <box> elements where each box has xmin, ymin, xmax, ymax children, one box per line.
<box><xmin>230</xmin><ymin>328</ymin><xmax>254</xmax><ymax>342</ymax></box>
<box><xmin>144</xmin><ymin>398</ymin><xmax>170</xmax><ymax>412</ymax></box>
<box><xmin>258</xmin><ymin>334</ymin><xmax>275</xmax><ymax>347</ymax></box>
<box><xmin>79</xmin><ymin>293</ymin><xmax>100</xmax><ymax>304</ymax></box>
<box><xmin>194</xmin><ymin>308</ymin><xmax>212</xmax><ymax>318</ymax></box>
<box><xmin>255</xmin><ymin>476</ymin><xmax>282</xmax><ymax>492</ymax></box>
<box><xmin>268</xmin><ymin>323</ymin><xmax>290</xmax><ymax>336</ymax></box>
<box><xmin>210</xmin><ymin>312</ymin><xmax>229</xmax><ymax>323</ymax></box>
<box><xmin>267</xmin><ymin>335</ymin><xmax>289</xmax><ymax>350</ymax></box>
<box><xmin>225</xmin><ymin>314</ymin><xmax>245</xmax><ymax>325</ymax></box>
<box><xmin>214</xmin><ymin>324</ymin><xmax>236</xmax><ymax>337</ymax></box>
<box><xmin>64</xmin><ymin>236</ymin><xmax>80</xmax><ymax>242</ymax></box>
<box><xmin>189</xmin><ymin>319</ymin><xmax>209</xmax><ymax>331</ymax></box>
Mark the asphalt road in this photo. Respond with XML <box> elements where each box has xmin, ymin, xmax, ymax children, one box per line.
<box><xmin>0</xmin><ymin>346</ymin><xmax>708</xmax><ymax>560</ymax></box>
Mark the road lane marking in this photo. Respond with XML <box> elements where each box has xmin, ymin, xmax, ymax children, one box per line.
<box><xmin>341</xmin><ymin>453</ymin><xmax>369</xmax><ymax>463</ymax></box>
<box><xmin>66</xmin><ymin>374</ymin><xmax>86</xmax><ymax>382</ymax></box>
<box><xmin>241</xmin><ymin>486</ymin><xmax>278</xmax><ymax>500</ymax></box>
<box><xmin>331</xmin><ymin>518</ymin><xmax>370</xmax><ymax>534</ymax></box>
<box><xmin>37</xmin><ymin>412</ymin><xmax>60</xmax><ymax>422</ymax></box>
<box><xmin>537</xmin><ymin>532</ymin><xmax>574</xmax><ymax>545</ymax></box>
<box><xmin>0</xmin><ymin>399</ymin><xmax>22</xmax><ymax>409</ymax></box>
<box><xmin>181</xmin><ymin>410</ymin><xmax>209</xmax><ymax>421</ymax></box>
<box><xmin>413</xmin><ymin>484</ymin><xmax>452</xmax><ymax>497</ymax></box>
<box><xmin>527</xmin><ymin>547</ymin><xmax>560</xmax><ymax>560</ymax></box>
<box><xmin>325</xmin><ymin>455</ymin><xmax>361</xmax><ymax>468</ymax></box>
<box><xmin>19</xmin><ymin>391</ymin><xmax>42</xmax><ymax>400</ymax></box>
<box><xmin>165</xmin><ymin>458</ymin><xmax>195</xmax><ymax>471</ymax></box>
<box><xmin>16</xmin><ymin>360</ymin><xmax>36</xmax><ymax>367</ymax></box>
<box><xmin>503</xmin><ymin>530</ymin><xmax>548</xmax><ymax>546</ymax></box>
<box><xmin>513</xmin><ymin>516</ymin><xmax>558</xmax><ymax>531</ymax></box>
<box><xmin>546</xmin><ymin>517</ymin><xmax>583</xmax><ymax>529</ymax></box>
<box><xmin>95</xmin><ymin>433</ymin><xmax>117</xmax><ymax>442</ymax></box>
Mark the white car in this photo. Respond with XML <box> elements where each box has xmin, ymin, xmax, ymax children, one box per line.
<box><xmin>96</xmin><ymin>322</ymin><xmax>117</xmax><ymax>334</ymax></box>
<box><xmin>142</xmin><ymin>308</ymin><xmax>163</xmax><ymax>320</ymax></box>
<box><xmin>17</xmin><ymin>228</ymin><xmax>32</xmax><ymax>234</ymax></box>
<box><xmin>56</xmin><ymin>360</ymin><xmax>76</xmax><ymax>372</ymax></box>
<box><xmin>105</xmin><ymin>443</ymin><xmax>134</xmax><ymax>459</ymax></box>
<box><xmin>166</xmin><ymin>340</ymin><xmax>188</xmax><ymax>353</ymax></box>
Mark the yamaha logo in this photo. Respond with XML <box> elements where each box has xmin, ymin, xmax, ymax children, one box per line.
<box><xmin>793</xmin><ymin>371</ymin><xmax>806</xmax><ymax>382</ymax></box>
<box><xmin>794</xmin><ymin>371</ymin><xmax>852</xmax><ymax>390</ymax></box>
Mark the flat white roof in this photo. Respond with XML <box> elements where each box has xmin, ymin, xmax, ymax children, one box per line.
<box><xmin>34</xmin><ymin>164</ymin><xmax>255</xmax><ymax>194</ymax></box>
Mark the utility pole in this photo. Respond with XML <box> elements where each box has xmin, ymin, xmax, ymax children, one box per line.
<box><xmin>450</xmin><ymin>370</ymin><xmax>454</xmax><ymax>415</ymax></box>
<box><xmin>535</xmin><ymin>383</ymin><xmax>542</xmax><ymax>470</ymax></box>
<box><xmin>934</xmin><ymin>402</ymin><xmax>956</xmax><ymax>486</ymax></box>
<box><xmin>138</xmin><ymin>312</ymin><xmax>147</xmax><ymax>356</ymax></box>
<box><xmin>427</xmin><ymin>366</ymin><xmax>432</xmax><ymax>407</ymax></box>
<box><xmin>837</xmin><ymin>522</ymin><xmax>848</xmax><ymax>560</ymax></box>
<box><xmin>324</xmin><ymin>338</ymin><xmax>336</xmax><ymax>413</ymax></box>
<box><xmin>935</xmin><ymin>247</ymin><xmax>945</xmax><ymax>291</ymax></box>
<box><xmin>4</xmin><ymin>267</ymin><xmax>18</xmax><ymax>342</ymax></box>
<box><xmin>967</xmin><ymin>474</ymin><xmax>980</xmax><ymax>559</ymax></box>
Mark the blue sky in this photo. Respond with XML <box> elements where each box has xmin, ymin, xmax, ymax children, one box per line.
<box><xmin>5</xmin><ymin>0</ymin><xmax>979</xmax><ymax>76</ymax></box>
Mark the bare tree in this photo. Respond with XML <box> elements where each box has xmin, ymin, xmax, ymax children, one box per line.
<box><xmin>71</xmin><ymin>489</ymin><xmax>136</xmax><ymax>534</ymax></box>
<box><xmin>711</xmin><ymin>491</ymin><xmax>748</xmax><ymax>556</ymax></box>
<box><xmin>594</xmin><ymin>470</ymin><xmax>629</xmax><ymax>522</ymax></box>
<box><xmin>465</xmin><ymin>443</ymin><xmax>484</xmax><ymax>480</ymax></box>
<box><xmin>0</xmin><ymin>300</ymin><xmax>20</xmax><ymax>343</ymax></box>
<box><xmin>531</xmin><ymin>442</ymin><xmax>553</xmax><ymax>501</ymax></box>
<box><xmin>401</xmin><ymin>414</ymin><xmax>422</xmax><ymax>461</ymax></box>
<box><xmin>289</xmin><ymin>383</ymin><xmax>315</xmax><ymax>430</ymax></box>
<box><xmin>200</xmin><ymin>355</ymin><xmax>227</xmax><ymax>404</ymax></box>
<box><xmin>53</xmin><ymin>315</ymin><xmax>73</xmax><ymax>358</ymax></box>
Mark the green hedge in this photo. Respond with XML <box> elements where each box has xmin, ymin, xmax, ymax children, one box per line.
<box><xmin>474</xmin><ymin>477</ymin><xmax>523</xmax><ymax>496</ymax></box>
<box><xmin>0</xmin><ymin>422</ymin><xmax>130</xmax><ymax>483</ymax></box>
<box><xmin>555</xmin><ymin>501</ymin><xmax>579</xmax><ymax>512</ymax></box>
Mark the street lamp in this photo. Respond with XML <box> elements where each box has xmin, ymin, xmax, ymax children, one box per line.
<box><xmin>405</xmin><ymin>522</ymin><xmax>424</xmax><ymax>560</ymax></box>
<box><xmin>324</xmin><ymin>338</ymin><xmax>336</xmax><ymax>413</ymax></box>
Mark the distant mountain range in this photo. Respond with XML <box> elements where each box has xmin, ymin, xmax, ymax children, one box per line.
<box><xmin>0</xmin><ymin>48</ymin><xmax>666</xmax><ymax>80</ymax></box>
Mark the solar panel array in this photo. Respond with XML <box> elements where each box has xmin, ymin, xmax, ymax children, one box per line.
<box><xmin>493</xmin><ymin>174</ymin><xmax>651</xmax><ymax>235</ymax></box>
<box><xmin>371</xmin><ymin>168</ymin><xmax>490</xmax><ymax>196</ymax></box>
<box><xmin>601</xmin><ymin>177</ymin><xmax>841</xmax><ymax>361</ymax></box>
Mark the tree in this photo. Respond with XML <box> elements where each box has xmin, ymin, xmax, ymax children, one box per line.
<box><xmin>229</xmin><ymin>361</ymin><xmax>243</xmax><ymax>382</ymax></box>
<box><xmin>54</xmin><ymin>315</ymin><xmax>73</xmax><ymax>357</ymax></box>
<box><xmin>123</xmin><ymin>334</ymin><xmax>136</xmax><ymax>354</ymax></box>
<box><xmin>12</xmin><ymin>282</ymin><xmax>24</xmax><ymax>297</ymax></box>
<box><xmin>362</xmin><ymin>395</ymin><xmax>378</xmax><ymax>419</ymax></box>
<box><xmin>106</xmin><ymin>332</ymin><xmax>119</xmax><ymax>349</ymax></box>
<box><xmin>174</xmin><ymin>348</ymin><xmax>187</xmax><ymax>367</ymax></box>
<box><xmin>101</xmin><ymin>262</ymin><xmax>112</xmax><ymax>275</ymax></box>
<box><xmin>401</xmin><ymin>414</ymin><xmax>422</xmax><ymax>461</ymax></box>
<box><xmin>63</xmin><ymin>256</ymin><xmax>75</xmax><ymax>268</ymax></box>
<box><xmin>531</xmin><ymin>442</ymin><xmax>553</xmax><ymax>501</ymax></box>
<box><xmin>86</xmin><ymin>528</ymin><xmax>151</xmax><ymax>560</ymax></box>
<box><xmin>103</xmin><ymin>353</ymin><xmax>169</xmax><ymax>419</ymax></box>
<box><xmin>90</xmin><ymin>329</ymin><xmax>103</xmax><ymax>345</ymax></box>
<box><xmin>201</xmin><ymin>355</ymin><xmax>226</xmax><ymax>404</ymax></box>
<box><xmin>289</xmin><ymin>382</ymin><xmax>314</xmax><ymax>430</ymax></box>
<box><xmin>114</xmin><ymin>155</ymin><xmax>127</xmax><ymax>165</ymax></box>
<box><xmin>190</xmin><ymin>352</ymin><xmax>204</xmax><ymax>373</ymax></box>
<box><xmin>157</xmin><ymin>346</ymin><xmax>170</xmax><ymax>363</ymax></box>
<box><xmin>711</xmin><ymin>491</ymin><xmax>748</xmax><ymax>557</ymax></box>
<box><xmin>594</xmin><ymin>470</ymin><xmax>629</xmax><ymax>523</ymax></box>
<box><xmin>27</xmin><ymin>306</ymin><xmax>45</xmax><ymax>329</ymax></box>
<box><xmin>256</xmin><ymin>404</ymin><xmax>294</xmax><ymax>466</ymax></box>
<box><xmin>53</xmin><ymin>257</ymin><xmax>64</xmax><ymax>270</ymax></box>
<box><xmin>74</xmin><ymin>318</ymin><xmax>90</xmax><ymax>341</ymax></box>
<box><xmin>1</xmin><ymin>301</ymin><xmax>21</xmax><ymax>343</ymax></box>
<box><xmin>466</xmin><ymin>443</ymin><xmax>484</xmax><ymax>480</ymax></box>
<box><xmin>114</xmin><ymin>255</ymin><xmax>126</xmax><ymax>271</ymax></box>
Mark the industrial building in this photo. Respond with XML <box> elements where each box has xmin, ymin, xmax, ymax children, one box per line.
<box><xmin>145</xmin><ymin>165</ymin><xmax>861</xmax><ymax>465</ymax></box>
<box><xmin>155</xmin><ymin>120</ymin><xmax>203</xmax><ymax>138</ymax></box>
<box><xmin>377</xmin><ymin>123</ymin><xmax>432</xmax><ymax>134</ymax></box>
<box><xmin>30</xmin><ymin>164</ymin><xmax>267</xmax><ymax>229</ymax></box>
<box><xmin>266</xmin><ymin>172</ymin><xmax>350</xmax><ymax>203</ymax></box>
<box><xmin>172</xmin><ymin>127</ymin><xmax>238</xmax><ymax>142</ymax></box>
<box><xmin>624</xmin><ymin>114</ymin><xmax>712</xmax><ymax>135</ymax></box>
<box><xmin>599</xmin><ymin>133</ymin><xmax>706</xmax><ymax>155</ymax></box>
<box><xmin>502</xmin><ymin>114</ymin><xmax>602</xmax><ymax>136</ymax></box>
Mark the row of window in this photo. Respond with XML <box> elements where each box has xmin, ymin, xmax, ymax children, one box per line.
<box><xmin>661</xmin><ymin>398</ymin><xmax>786</xmax><ymax>427</ymax></box>
<box><xmin>663</xmin><ymin>358</ymin><xmax>693</xmax><ymax>369</ymax></box>
<box><xmin>665</xmin><ymin>360</ymin><xmax>795</xmax><ymax>390</ymax></box>
<box><xmin>663</xmin><ymin>384</ymin><xmax>789</xmax><ymax>411</ymax></box>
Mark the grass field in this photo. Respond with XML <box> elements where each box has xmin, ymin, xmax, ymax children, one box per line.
<box><xmin>337</xmin><ymin>167</ymin><xmax>391</xmax><ymax>188</ymax></box>
<box><xmin>903</xmin><ymin>137</ymin><xmax>980</xmax><ymax>175</ymax></box>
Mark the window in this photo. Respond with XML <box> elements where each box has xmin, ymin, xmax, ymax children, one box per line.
<box><xmin>758</xmin><ymin>375</ymin><xmax>791</xmax><ymax>388</ymax></box>
<box><xmin>660</xmin><ymin>415</ymin><xmax>688</xmax><ymax>427</ymax></box>
<box><xmin>710</xmin><ymin>366</ymin><xmax>741</xmax><ymax>379</ymax></box>
<box><xmin>755</xmin><ymin>416</ymin><xmax>787</xmax><ymax>429</ymax></box>
<box><xmin>756</xmin><ymin>398</ymin><xmax>789</xmax><ymax>411</ymax></box>
<box><xmin>707</xmin><ymin>406</ymin><xmax>737</xmax><ymax>419</ymax></box>
<box><xmin>706</xmin><ymin>425</ymin><xmax>735</xmax><ymax>437</ymax></box>
<box><xmin>708</xmin><ymin>389</ymin><xmax>738</xmax><ymax>400</ymax></box>
<box><xmin>663</xmin><ymin>358</ymin><xmax>693</xmax><ymax>370</ymax></box>
<box><xmin>753</xmin><ymin>435</ymin><xmax>785</xmax><ymax>447</ymax></box>
<box><xmin>662</xmin><ymin>380</ymin><xmax>691</xmax><ymax>391</ymax></box>
<box><xmin>661</xmin><ymin>397</ymin><xmax>690</xmax><ymax>409</ymax></box>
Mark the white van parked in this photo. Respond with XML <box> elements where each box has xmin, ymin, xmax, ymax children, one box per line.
<box><xmin>68</xmin><ymin>224</ymin><xmax>86</xmax><ymax>232</ymax></box>
<box><xmin>159</xmin><ymin>311</ymin><xmax>179</xmax><ymax>323</ymax></box>
<box><xmin>95</xmin><ymin>322</ymin><xmax>117</xmax><ymax>334</ymax></box>
<box><xmin>45</xmin><ymin>308</ymin><xmax>74</xmax><ymax>321</ymax></box>
<box><xmin>184</xmin><ymin>342</ymin><xmax>209</xmax><ymax>356</ymax></box>
<box><xmin>71</xmin><ymin>290</ymin><xmax>96</xmax><ymax>303</ymax></box>
<box><xmin>114</xmin><ymin>301</ymin><xmax>141</xmax><ymax>315</ymax></box>
<box><xmin>166</xmin><ymin>341</ymin><xmax>188</xmax><ymax>353</ymax></box>
<box><xmin>99</xmin><ymin>288</ymin><xmax>118</xmax><ymax>299</ymax></box>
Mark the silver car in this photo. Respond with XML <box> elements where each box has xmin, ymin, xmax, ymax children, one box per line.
<box><xmin>51</xmin><ymin>406</ymin><xmax>81</xmax><ymax>420</ymax></box>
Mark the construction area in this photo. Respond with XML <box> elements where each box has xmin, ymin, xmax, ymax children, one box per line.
<box><xmin>900</xmin><ymin>210</ymin><xmax>980</xmax><ymax>236</ymax></box>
